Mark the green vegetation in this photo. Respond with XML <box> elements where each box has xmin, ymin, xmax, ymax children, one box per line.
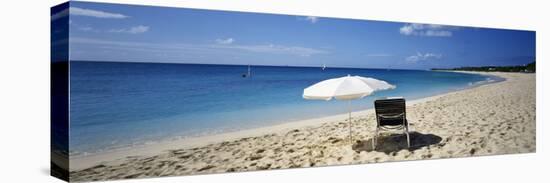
<box><xmin>432</xmin><ymin>62</ymin><xmax>535</xmax><ymax>73</ymax></box>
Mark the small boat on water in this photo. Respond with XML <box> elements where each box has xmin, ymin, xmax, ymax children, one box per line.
<box><xmin>242</xmin><ymin>65</ymin><xmax>251</xmax><ymax>78</ymax></box>
<box><xmin>322</xmin><ymin>64</ymin><xmax>326</xmax><ymax>71</ymax></box>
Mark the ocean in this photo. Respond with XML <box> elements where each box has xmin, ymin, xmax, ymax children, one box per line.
<box><xmin>68</xmin><ymin>61</ymin><xmax>501</xmax><ymax>155</ymax></box>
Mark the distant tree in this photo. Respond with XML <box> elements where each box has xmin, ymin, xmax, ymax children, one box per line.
<box><xmin>432</xmin><ymin>61</ymin><xmax>535</xmax><ymax>73</ymax></box>
<box><xmin>526</xmin><ymin>62</ymin><xmax>536</xmax><ymax>72</ymax></box>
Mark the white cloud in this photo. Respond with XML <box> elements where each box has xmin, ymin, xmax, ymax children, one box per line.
<box><xmin>406</xmin><ymin>52</ymin><xmax>442</xmax><ymax>63</ymax></box>
<box><xmin>127</xmin><ymin>25</ymin><xmax>149</xmax><ymax>34</ymax></box>
<box><xmin>260</xmin><ymin>44</ymin><xmax>325</xmax><ymax>56</ymax></box>
<box><xmin>213</xmin><ymin>44</ymin><xmax>328</xmax><ymax>57</ymax></box>
<box><xmin>399</xmin><ymin>23</ymin><xmax>456</xmax><ymax>37</ymax></box>
<box><xmin>52</xmin><ymin>7</ymin><xmax>129</xmax><ymax>21</ymax></box>
<box><xmin>109</xmin><ymin>25</ymin><xmax>150</xmax><ymax>34</ymax></box>
<box><xmin>305</xmin><ymin>16</ymin><xmax>319</xmax><ymax>23</ymax></box>
<box><xmin>68</xmin><ymin>22</ymin><xmax>102</xmax><ymax>33</ymax></box>
<box><xmin>215</xmin><ymin>38</ymin><xmax>234</xmax><ymax>44</ymax></box>
<box><xmin>70</xmin><ymin>37</ymin><xmax>328</xmax><ymax>57</ymax></box>
<box><xmin>69</xmin><ymin>7</ymin><xmax>129</xmax><ymax>19</ymax></box>
<box><xmin>51</xmin><ymin>8</ymin><xmax>69</xmax><ymax>21</ymax></box>
<box><xmin>78</xmin><ymin>26</ymin><xmax>95</xmax><ymax>32</ymax></box>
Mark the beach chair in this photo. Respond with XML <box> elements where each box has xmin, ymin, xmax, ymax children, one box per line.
<box><xmin>373</xmin><ymin>97</ymin><xmax>410</xmax><ymax>150</ymax></box>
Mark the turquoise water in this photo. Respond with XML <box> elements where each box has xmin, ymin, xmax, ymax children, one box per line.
<box><xmin>69</xmin><ymin>61</ymin><xmax>501</xmax><ymax>155</ymax></box>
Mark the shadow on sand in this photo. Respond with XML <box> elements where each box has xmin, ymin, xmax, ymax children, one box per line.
<box><xmin>352</xmin><ymin>132</ymin><xmax>442</xmax><ymax>154</ymax></box>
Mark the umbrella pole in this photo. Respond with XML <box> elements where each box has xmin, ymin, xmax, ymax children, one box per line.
<box><xmin>348</xmin><ymin>100</ymin><xmax>352</xmax><ymax>144</ymax></box>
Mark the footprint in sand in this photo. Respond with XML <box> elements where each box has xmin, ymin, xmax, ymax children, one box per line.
<box><xmin>197</xmin><ymin>165</ymin><xmax>216</xmax><ymax>172</ymax></box>
<box><xmin>469</xmin><ymin>148</ymin><xmax>477</xmax><ymax>155</ymax></box>
<box><xmin>246</xmin><ymin>155</ymin><xmax>263</xmax><ymax>161</ymax></box>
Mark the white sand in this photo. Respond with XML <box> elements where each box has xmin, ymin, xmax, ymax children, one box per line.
<box><xmin>70</xmin><ymin>72</ymin><xmax>535</xmax><ymax>182</ymax></box>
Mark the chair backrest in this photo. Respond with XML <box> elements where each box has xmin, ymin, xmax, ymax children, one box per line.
<box><xmin>374</xmin><ymin>98</ymin><xmax>406</xmax><ymax>126</ymax></box>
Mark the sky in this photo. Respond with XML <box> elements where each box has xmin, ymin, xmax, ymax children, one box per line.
<box><xmin>52</xmin><ymin>1</ymin><xmax>536</xmax><ymax>70</ymax></box>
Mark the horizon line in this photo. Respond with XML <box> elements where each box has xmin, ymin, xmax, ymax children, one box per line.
<box><xmin>68</xmin><ymin>59</ymin><xmax>431</xmax><ymax>71</ymax></box>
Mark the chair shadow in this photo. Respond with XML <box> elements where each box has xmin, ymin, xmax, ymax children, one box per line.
<box><xmin>352</xmin><ymin>132</ymin><xmax>442</xmax><ymax>154</ymax></box>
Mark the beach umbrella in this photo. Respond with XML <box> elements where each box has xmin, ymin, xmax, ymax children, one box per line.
<box><xmin>303</xmin><ymin>75</ymin><xmax>395</xmax><ymax>143</ymax></box>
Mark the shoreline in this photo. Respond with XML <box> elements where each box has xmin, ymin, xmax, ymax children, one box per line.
<box><xmin>70</xmin><ymin>71</ymin><xmax>506</xmax><ymax>171</ymax></box>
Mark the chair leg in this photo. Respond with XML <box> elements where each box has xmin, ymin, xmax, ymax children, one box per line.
<box><xmin>405</xmin><ymin>126</ymin><xmax>410</xmax><ymax>148</ymax></box>
<box><xmin>405</xmin><ymin>132</ymin><xmax>410</xmax><ymax>148</ymax></box>
<box><xmin>372</xmin><ymin>128</ymin><xmax>378</xmax><ymax>150</ymax></box>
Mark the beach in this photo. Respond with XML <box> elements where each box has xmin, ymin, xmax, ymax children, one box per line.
<box><xmin>70</xmin><ymin>72</ymin><xmax>535</xmax><ymax>181</ymax></box>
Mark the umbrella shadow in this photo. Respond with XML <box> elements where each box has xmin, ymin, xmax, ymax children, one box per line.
<box><xmin>352</xmin><ymin>132</ymin><xmax>442</xmax><ymax>153</ymax></box>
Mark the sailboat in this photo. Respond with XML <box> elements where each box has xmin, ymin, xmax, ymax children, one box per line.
<box><xmin>322</xmin><ymin>64</ymin><xmax>326</xmax><ymax>71</ymax></box>
<box><xmin>242</xmin><ymin>65</ymin><xmax>251</xmax><ymax>78</ymax></box>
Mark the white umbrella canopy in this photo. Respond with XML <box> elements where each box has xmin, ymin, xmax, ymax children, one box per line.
<box><xmin>303</xmin><ymin>75</ymin><xmax>396</xmax><ymax>143</ymax></box>
<box><xmin>303</xmin><ymin>75</ymin><xmax>395</xmax><ymax>100</ymax></box>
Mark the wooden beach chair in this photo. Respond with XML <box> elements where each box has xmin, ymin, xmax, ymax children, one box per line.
<box><xmin>373</xmin><ymin>97</ymin><xmax>410</xmax><ymax>150</ymax></box>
